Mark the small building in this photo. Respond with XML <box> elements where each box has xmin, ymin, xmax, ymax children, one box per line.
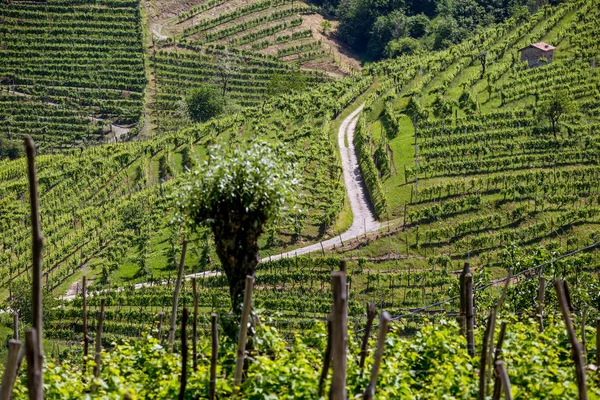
<box><xmin>519</xmin><ymin>42</ymin><xmax>556</xmax><ymax>68</ymax></box>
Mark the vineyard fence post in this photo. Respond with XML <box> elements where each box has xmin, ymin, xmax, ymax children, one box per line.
<box><xmin>330</xmin><ymin>271</ymin><xmax>348</xmax><ymax>400</ymax></box>
<box><xmin>363</xmin><ymin>311</ymin><xmax>391</xmax><ymax>400</ymax></box>
<box><xmin>465</xmin><ymin>274</ymin><xmax>475</xmax><ymax>357</ymax></box>
<box><xmin>169</xmin><ymin>241</ymin><xmax>188</xmax><ymax>350</ymax></box>
<box><xmin>493</xmin><ymin>360</ymin><xmax>513</xmax><ymax>400</ymax></box>
<box><xmin>359</xmin><ymin>302</ymin><xmax>377</xmax><ymax>376</ymax></box>
<box><xmin>537</xmin><ymin>276</ymin><xmax>545</xmax><ymax>332</ymax></box>
<box><xmin>25</xmin><ymin>329</ymin><xmax>42</xmax><ymax>400</ymax></box>
<box><xmin>0</xmin><ymin>339</ymin><xmax>22</xmax><ymax>400</ymax></box>
<box><xmin>491</xmin><ymin>321</ymin><xmax>508</xmax><ymax>400</ymax></box>
<box><xmin>94</xmin><ymin>299</ymin><xmax>105</xmax><ymax>378</ymax></box>
<box><xmin>179</xmin><ymin>308</ymin><xmax>189</xmax><ymax>400</ymax></box>
<box><xmin>192</xmin><ymin>278</ymin><xmax>198</xmax><ymax>371</ymax></box>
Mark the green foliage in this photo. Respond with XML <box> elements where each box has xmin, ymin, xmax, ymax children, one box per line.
<box><xmin>266</xmin><ymin>71</ymin><xmax>307</xmax><ymax>98</ymax></box>
<box><xmin>385</xmin><ymin>37</ymin><xmax>421</xmax><ymax>57</ymax></box>
<box><xmin>176</xmin><ymin>141</ymin><xmax>298</xmax><ymax>310</ymax></box>
<box><xmin>431</xmin><ymin>95</ymin><xmax>454</xmax><ymax>119</ymax></box>
<box><xmin>0</xmin><ymin>138</ymin><xmax>24</xmax><ymax>160</ymax></box>
<box><xmin>458</xmin><ymin>90</ymin><xmax>477</xmax><ymax>115</ymax></box>
<box><xmin>538</xmin><ymin>90</ymin><xmax>575</xmax><ymax>138</ymax></box>
<box><xmin>185</xmin><ymin>86</ymin><xmax>225</xmax><ymax>123</ymax></box>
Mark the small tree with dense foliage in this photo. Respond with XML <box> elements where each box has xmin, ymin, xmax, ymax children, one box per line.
<box><xmin>176</xmin><ymin>142</ymin><xmax>298</xmax><ymax>311</ymax></box>
<box><xmin>185</xmin><ymin>86</ymin><xmax>224</xmax><ymax>123</ymax></box>
<box><xmin>539</xmin><ymin>90</ymin><xmax>575</xmax><ymax>138</ymax></box>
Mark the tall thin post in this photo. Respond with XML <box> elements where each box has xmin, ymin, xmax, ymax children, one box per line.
<box><xmin>209</xmin><ymin>314</ymin><xmax>218</xmax><ymax>400</ymax></box>
<box><xmin>359</xmin><ymin>302</ymin><xmax>377</xmax><ymax>375</ymax></box>
<box><xmin>192</xmin><ymin>278</ymin><xmax>198</xmax><ymax>371</ymax></box>
<box><xmin>0</xmin><ymin>340</ymin><xmax>22</xmax><ymax>400</ymax></box>
<box><xmin>169</xmin><ymin>241</ymin><xmax>188</xmax><ymax>350</ymax></box>
<box><xmin>25</xmin><ymin>136</ymin><xmax>44</xmax><ymax>365</ymax></box>
<box><xmin>158</xmin><ymin>311</ymin><xmax>164</xmax><ymax>341</ymax></box>
<box><xmin>491</xmin><ymin>322</ymin><xmax>508</xmax><ymax>400</ymax></box>
<box><xmin>94</xmin><ymin>299</ymin><xmax>105</xmax><ymax>378</ymax></box>
<box><xmin>12</xmin><ymin>313</ymin><xmax>18</xmax><ymax>341</ymax></box>
<box><xmin>554</xmin><ymin>279</ymin><xmax>588</xmax><ymax>400</ymax></box>
<box><xmin>234</xmin><ymin>276</ymin><xmax>254</xmax><ymax>390</ymax></box>
<box><xmin>330</xmin><ymin>271</ymin><xmax>348</xmax><ymax>400</ymax></box>
<box><xmin>465</xmin><ymin>274</ymin><xmax>475</xmax><ymax>357</ymax></box>
<box><xmin>82</xmin><ymin>275</ymin><xmax>88</xmax><ymax>371</ymax></box>
<box><xmin>459</xmin><ymin>262</ymin><xmax>470</xmax><ymax>336</ymax></box>
<box><xmin>363</xmin><ymin>312</ymin><xmax>391</xmax><ymax>400</ymax></box>
<box><xmin>479</xmin><ymin>311</ymin><xmax>496</xmax><ymax>400</ymax></box>
<box><xmin>179</xmin><ymin>308</ymin><xmax>189</xmax><ymax>400</ymax></box>
<box><xmin>318</xmin><ymin>317</ymin><xmax>332</xmax><ymax>398</ymax></box>
<box><xmin>596</xmin><ymin>318</ymin><xmax>600</xmax><ymax>368</ymax></box>
<box><xmin>537</xmin><ymin>276</ymin><xmax>546</xmax><ymax>332</ymax></box>
<box><xmin>25</xmin><ymin>329</ymin><xmax>42</xmax><ymax>400</ymax></box>
<box><xmin>494</xmin><ymin>361</ymin><xmax>513</xmax><ymax>400</ymax></box>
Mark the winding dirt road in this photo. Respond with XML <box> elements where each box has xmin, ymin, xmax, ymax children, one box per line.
<box><xmin>266</xmin><ymin>104</ymin><xmax>380</xmax><ymax>261</ymax></box>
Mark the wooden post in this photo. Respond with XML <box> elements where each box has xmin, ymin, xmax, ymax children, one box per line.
<box><xmin>479</xmin><ymin>311</ymin><xmax>496</xmax><ymax>400</ymax></box>
<box><xmin>563</xmin><ymin>280</ymin><xmax>574</xmax><ymax>314</ymax></box>
<box><xmin>157</xmin><ymin>311</ymin><xmax>164</xmax><ymax>341</ymax></box>
<box><xmin>493</xmin><ymin>360</ymin><xmax>513</xmax><ymax>400</ymax></box>
<box><xmin>209</xmin><ymin>313</ymin><xmax>218</xmax><ymax>400</ymax></box>
<box><xmin>94</xmin><ymin>299</ymin><xmax>105</xmax><ymax>378</ymax></box>
<box><xmin>0</xmin><ymin>340</ymin><xmax>22</xmax><ymax>400</ymax></box>
<box><xmin>363</xmin><ymin>312</ymin><xmax>391</xmax><ymax>400</ymax></box>
<box><xmin>359</xmin><ymin>302</ymin><xmax>377</xmax><ymax>375</ymax></box>
<box><xmin>465</xmin><ymin>274</ymin><xmax>475</xmax><ymax>357</ymax></box>
<box><xmin>82</xmin><ymin>275</ymin><xmax>89</xmax><ymax>372</ymax></box>
<box><xmin>179</xmin><ymin>308</ymin><xmax>189</xmax><ymax>400</ymax></box>
<box><xmin>234</xmin><ymin>276</ymin><xmax>254</xmax><ymax>390</ymax></box>
<box><xmin>554</xmin><ymin>279</ymin><xmax>588</xmax><ymax>400</ymax></box>
<box><xmin>459</xmin><ymin>262</ymin><xmax>470</xmax><ymax>336</ymax></box>
<box><xmin>596</xmin><ymin>318</ymin><xmax>600</xmax><ymax>368</ymax></box>
<box><xmin>169</xmin><ymin>241</ymin><xmax>188</xmax><ymax>350</ymax></box>
<box><xmin>330</xmin><ymin>271</ymin><xmax>348</xmax><ymax>400</ymax></box>
<box><xmin>192</xmin><ymin>278</ymin><xmax>198</xmax><ymax>371</ymax></box>
<box><xmin>12</xmin><ymin>312</ymin><xmax>18</xmax><ymax>341</ymax></box>
<box><xmin>491</xmin><ymin>321</ymin><xmax>508</xmax><ymax>400</ymax></box>
<box><xmin>25</xmin><ymin>136</ymin><xmax>44</xmax><ymax>366</ymax></box>
<box><xmin>25</xmin><ymin>329</ymin><xmax>42</xmax><ymax>400</ymax></box>
<box><xmin>537</xmin><ymin>276</ymin><xmax>545</xmax><ymax>332</ymax></box>
<box><xmin>318</xmin><ymin>317</ymin><xmax>332</xmax><ymax>398</ymax></box>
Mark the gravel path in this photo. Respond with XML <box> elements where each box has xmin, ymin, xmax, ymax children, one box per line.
<box><xmin>266</xmin><ymin>104</ymin><xmax>379</xmax><ymax>261</ymax></box>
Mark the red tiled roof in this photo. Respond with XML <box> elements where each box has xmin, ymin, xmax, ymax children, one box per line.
<box><xmin>521</xmin><ymin>42</ymin><xmax>556</xmax><ymax>52</ymax></box>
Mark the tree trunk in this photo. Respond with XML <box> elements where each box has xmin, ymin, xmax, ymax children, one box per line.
<box><xmin>213</xmin><ymin>213</ymin><xmax>263</xmax><ymax>313</ymax></box>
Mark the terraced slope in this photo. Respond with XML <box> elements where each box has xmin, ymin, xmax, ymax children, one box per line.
<box><xmin>0</xmin><ymin>0</ymin><xmax>146</xmax><ymax>151</ymax></box>
<box><xmin>342</xmin><ymin>0</ymin><xmax>600</xmax><ymax>273</ymax></box>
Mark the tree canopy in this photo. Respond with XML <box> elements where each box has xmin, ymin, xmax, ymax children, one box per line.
<box><xmin>176</xmin><ymin>141</ymin><xmax>298</xmax><ymax>311</ymax></box>
<box><xmin>185</xmin><ymin>85</ymin><xmax>225</xmax><ymax>123</ymax></box>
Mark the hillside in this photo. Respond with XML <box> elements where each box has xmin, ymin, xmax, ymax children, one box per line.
<box><xmin>0</xmin><ymin>0</ymin><xmax>600</xmax><ymax>398</ymax></box>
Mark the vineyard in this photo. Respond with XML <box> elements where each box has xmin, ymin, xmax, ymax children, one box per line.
<box><xmin>1</xmin><ymin>0</ymin><xmax>600</xmax><ymax>397</ymax></box>
<box><xmin>0</xmin><ymin>0</ymin><xmax>146</xmax><ymax>152</ymax></box>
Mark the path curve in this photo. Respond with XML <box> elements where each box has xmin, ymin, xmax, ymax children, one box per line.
<box><xmin>61</xmin><ymin>104</ymin><xmax>379</xmax><ymax>298</ymax></box>
<box><xmin>265</xmin><ymin>104</ymin><xmax>380</xmax><ymax>261</ymax></box>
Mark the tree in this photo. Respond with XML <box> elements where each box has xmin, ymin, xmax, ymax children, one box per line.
<box><xmin>539</xmin><ymin>90</ymin><xmax>575</xmax><ymax>138</ymax></box>
<box><xmin>320</xmin><ymin>20</ymin><xmax>333</xmax><ymax>35</ymax></box>
<box><xmin>458</xmin><ymin>90</ymin><xmax>477</xmax><ymax>115</ymax></box>
<box><xmin>185</xmin><ymin>86</ymin><xmax>224</xmax><ymax>123</ymax></box>
<box><xmin>177</xmin><ymin>142</ymin><xmax>298</xmax><ymax>312</ymax></box>
<box><xmin>215</xmin><ymin>49</ymin><xmax>237</xmax><ymax>98</ymax></box>
<box><xmin>385</xmin><ymin>36</ymin><xmax>420</xmax><ymax>57</ymax></box>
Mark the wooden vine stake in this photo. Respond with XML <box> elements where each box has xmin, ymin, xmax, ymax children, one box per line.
<box><xmin>465</xmin><ymin>274</ymin><xmax>475</xmax><ymax>357</ymax></box>
<box><xmin>554</xmin><ymin>279</ymin><xmax>588</xmax><ymax>400</ymax></box>
<box><xmin>192</xmin><ymin>278</ymin><xmax>198</xmax><ymax>371</ymax></box>
<box><xmin>359</xmin><ymin>302</ymin><xmax>377</xmax><ymax>376</ymax></box>
<box><xmin>94</xmin><ymin>299</ymin><xmax>105</xmax><ymax>378</ymax></box>
<box><xmin>493</xmin><ymin>360</ymin><xmax>513</xmax><ymax>400</ymax></box>
<box><xmin>25</xmin><ymin>136</ymin><xmax>44</xmax><ymax>380</ymax></box>
<box><xmin>234</xmin><ymin>276</ymin><xmax>254</xmax><ymax>391</ymax></box>
<box><xmin>82</xmin><ymin>275</ymin><xmax>89</xmax><ymax>372</ymax></box>
<box><xmin>25</xmin><ymin>329</ymin><xmax>42</xmax><ymax>400</ymax></box>
<box><xmin>330</xmin><ymin>271</ymin><xmax>348</xmax><ymax>400</ymax></box>
<box><xmin>537</xmin><ymin>276</ymin><xmax>545</xmax><ymax>332</ymax></box>
<box><xmin>478</xmin><ymin>311</ymin><xmax>496</xmax><ymax>400</ymax></box>
<box><xmin>209</xmin><ymin>313</ymin><xmax>218</xmax><ymax>400</ymax></box>
<box><xmin>491</xmin><ymin>322</ymin><xmax>508</xmax><ymax>400</ymax></box>
<box><xmin>179</xmin><ymin>308</ymin><xmax>189</xmax><ymax>400</ymax></box>
<box><xmin>0</xmin><ymin>340</ymin><xmax>22</xmax><ymax>400</ymax></box>
<box><xmin>12</xmin><ymin>313</ymin><xmax>18</xmax><ymax>342</ymax></box>
<box><xmin>596</xmin><ymin>318</ymin><xmax>600</xmax><ymax>368</ymax></box>
<box><xmin>317</xmin><ymin>316</ymin><xmax>332</xmax><ymax>398</ymax></box>
<box><xmin>363</xmin><ymin>311</ymin><xmax>391</xmax><ymax>400</ymax></box>
<box><xmin>459</xmin><ymin>262</ymin><xmax>470</xmax><ymax>336</ymax></box>
<box><xmin>169</xmin><ymin>241</ymin><xmax>188</xmax><ymax>350</ymax></box>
